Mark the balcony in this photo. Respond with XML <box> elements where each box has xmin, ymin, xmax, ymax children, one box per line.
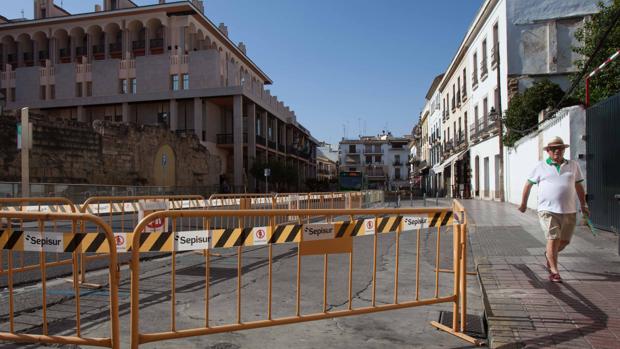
<box><xmin>75</xmin><ymin>46</ymin><xmax>87</xmax><ymax>58</ymax></box>
<box><xmin>491</xmin><ymin>44</ymin><xmax>499</xmax><ymax>68</ymax></box>
<box><xmin>268</xmin><ymin>140</ymin><xmax>276</xmax><ymax>150</ymax></box>
<box><xmin>92</xmin><ymin>44</ymin><xmax>105</xmax><ymax>60</ymax></box>
<box><xmin>366</xmin><ymin>169</ymin><xmax>385</xmax><ymax>178</ymax></box>
<box><xmin>393</xmin><ymin>161</ymin><xmax>403</xmax><ymax>166</ymax></box>
<box><xmin>38</xmin><ymin>50</ymin><xmax>49</xmax><ymax>65</ymax></box>
<box><xmin>23</xmin><ymin>52</ymin><xmax>34</xmax><ymax>66</ymax></box>
<box><xmin>150</xmin><ymin>38</ymin><xmax>164</xmax><ymax>54</ymax></box>
<box><xmin>278</xmin><ymin>144</ymin><xmax>285</xmax><ymax>153</ymax></box>
<box><xmin>480</xmin><ymin>60</ymin><xmax>488</xmax><ymax>80</ymax></box>
<box><xmin>59</xmin><ymin>48</ymin><xmax>70</xmax><ymax>63</ymax></box>
<box><xmin>256</xmin><ymin>135</ymin><xmax>266</xmax><ymax>145</ymax></box>
<box><xmin>109</xmin><ymin>42</ymin><xmax>122</xmax><ymax>58</ymax></box>
<box><xmin>132</xmin><ymin>40</ymin><xmax>145</xmax><ymax>56</ymax></box>
<box><xmin>469</xmin><ymin>118</ymin><xmax>499</xmax><ymax>144</ymax></box>
<box><xmin>472</xmin><ymin>71</ymin><xmax>478</xmax><ymax>89</ymax></box>
<box><xmin>216</xmin><ymin>133</ymin><xmax>248</xmax><ymax>145</ymax></box>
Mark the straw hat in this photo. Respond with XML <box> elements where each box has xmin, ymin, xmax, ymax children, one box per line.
<box><xmin>543</xmin><ymin>136</ymin><xmax>570</xmax><ymax>151</ymax></box>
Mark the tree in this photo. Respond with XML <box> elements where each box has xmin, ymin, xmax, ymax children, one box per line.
<box><xmin>503</xmin><ymin>80</ymin><xmax>577</xmax><ymax>147</ymax></box>
<box><xmin>572</xmin><ymin>0</ymin><xmax>620</xmax><ymax>105</ymax></box>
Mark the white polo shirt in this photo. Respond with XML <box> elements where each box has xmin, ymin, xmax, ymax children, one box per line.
<box><xmin>528</xmin><ymin>158</ymin><xmax>584</xmax><ymax>214</ymax></box>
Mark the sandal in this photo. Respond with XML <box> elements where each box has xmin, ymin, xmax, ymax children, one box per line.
<box><xmin>549</xmin><ymin>273</ymin><xmax>562</xmax><ymax>283</ymax></box>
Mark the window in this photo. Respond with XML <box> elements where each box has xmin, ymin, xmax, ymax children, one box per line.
<box><xmin>40</xmin><ymin>85</ymin><xmax>46</xmax><ymax>100</ymax></box>
<box><xmin>182</xmin><ymin>73</ymin><xmax>189</xmax><ymax>90</ymax></box>
<box><xmin>462</xmin><ymin>68</ymin><xmax>467</xmax><ymax>97</ymax></box>
<box><xmin>86</xmin><ymin>81</ymin><xmax>92</xmax><ymax>96</ymax></box>
<box><xmin>492</xmin><ymin>23</ymin><xmax>499</xmax><ymax>66</ymax></box>
<box><xmin>366</xmin><ymin>155</ymin><xmax>372</xmax><ymax>164</ymax></box>
<box><xmin>483</xmin><ymin>98</ymin><xmax>488</xmax><ymax>123</ymax></box>
<box><xmin>395</xmin><ymin>168</ymin><xmax>401</xmax><ymax>180</ymax></box>
<box><xmin>11</xmin><ymin>87</ymin><xmax>16</xmax><ymax>102</ymax></box>
<box><xmin>481</xmin><ymin>39</ymin><xmax>488</xmax><ymax>78</ymax></box>
<box><xmin>76</xmin><ymin>82</ymin><xmax>82</xmax><ymax>97</ymax></box>
<box><xmin>49</xmin><ymin>85</ymin><xmax>55</xmax><ymax>99</ymax></box>
<box><xmin>375</xmin><ymin>155</ymin><xmax>382</xmax><ymax>163</ymax></box>
<box><xmin>130</xmin><ymin>78</ymin><xmax>137</xmax><ymax>94</ymax></box>
<box><xmin>394</xmin><ymin>155</ymin><xmax>400</xmax><ymax>164</ymax></box>
<box><xmin>472</xmin><ymin>52</ymin><xmax>478</xmax><ymax>85</ymax></box>
<box><xmin>349</xmin><ymin>144</ymin><xmax>356</xmax><ymax>153</ymax></box>
<box><xmin>474</xmin><ymin>105</ymin><xmax>479</xmax><ymax>130</ymax></box>
<box><xmin>170</xmin><ymin>74</ymin><xmax>179</xmax><ymax>91</ymax></box>
<box><xmin>119</xmin><ymin>79</ymin><xmax>127</xmax><ymax>94</ymax></box>
<box><xmin>256</xmin><ymin>118</ymin><xmax>261</xmax><ymax>136</ymax></box>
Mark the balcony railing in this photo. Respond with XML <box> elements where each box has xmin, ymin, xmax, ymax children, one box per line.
<box><xmin>278</xmin><ymin>144</ymin><xmax>285</xmax><ymax>153</ymax></box>
<box><xmin>491</xmin><ymin>44</ymin><xmax>499</xmax><ymax>68</ymax></box>
<box><xmin>268</xmin><ymin>140</ymin><xmax>276</xmax><ymax>149</ymax></box>
<box><xmin>256</xmin><ymin>135</ymin><xmax>266</xmax><ymax>145</ymax></box>
<box><xmin>472</xmin><ymin>70</ymin><xmax>478</xmax><ymax>87</ymax></box>
<box><xmin>23</xmin><ymin>52</ymin><xmax>34</xmax><ymax>66</ymax></box>
<box><xmin>366</xmin><ymin>170</ymin><xmax>385</xmax><ymax>177</ymax></box>
<box><xmin>132</xmin><ymin>40</ymin><xmax>145</xmax><ymax>50</ymax></box>
<box><xmin>393</xmin><ymin>161</ymin><xmax>403</xmax><ymax>166</ymax></box>
<box><xmin>109</xmin><ymin>42</ymin><xmax>122</xmax><ymax>53</ymax></box>
<box><xmin>75</xmin><ymin>47</ymin><xmax>86</xmax><ymax>57</ymax></box>
<box><xmin>480</xmin><ymin>60</ymin><xmax>488</xmax><ymax>79</ymax></box>
<box><xmin>150</xmin><ymin>38</ymin><xmax>164</xmax><ymax>48</ymax></box>
<box><xmin>216</xmin><ymin>133</ymin><xmax>248</xmax><ymax>144</ymax></box>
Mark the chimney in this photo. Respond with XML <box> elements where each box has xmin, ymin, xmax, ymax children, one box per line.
<box><xmin>238</xmin><ymin>42</ymin><xmax>246</xmax><ymax>54</ymax></box>
<box><xmin>95</xmin><ymin>4</ymin><xmax>102</xmax><ymax>12</ymax></box>
<box><xmin>218</xmin><ymin>23</ymin><xmax>228</xmax><ymax>37</ymax></box>
<box><xmin>192</xmin><ymin>0</ymin><xmax>204</xmax><ymax>13</ymax></box>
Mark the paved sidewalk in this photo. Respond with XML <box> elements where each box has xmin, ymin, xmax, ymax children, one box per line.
<box><xmin>463</xmin><ymin>200</ymin><xmax>620</xmax><ymax>349</ymax></box>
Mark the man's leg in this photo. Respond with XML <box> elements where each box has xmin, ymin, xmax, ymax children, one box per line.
<box><xmin>546</xmin><ymin>238</ymin><xmax>561</xmax><ymax>274</ymax></box>
<box><xmin>558</xmin><ymin>240</ymin><xmax>570</xmax><ymax>252</ymax></box>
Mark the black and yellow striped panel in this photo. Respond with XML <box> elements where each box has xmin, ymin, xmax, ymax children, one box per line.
<box><xmin>427</xmin><ymin>211</ymin><xmax>454</xmax><ymax>227</ymax></box>
<box><xmin>334</xmin><ymin>220</ymin><xmax>365</xmax><ymax>238</ymax></box>
<box><xmin>269</xmin><ymin>224</ymin><xmax>302</xmax><ymax>244</ymax></box>
<box><xmin>376</xmin><ymin>216</ymin><xmax>403</xmax><ymax>233</ymax></box>
<box><xmin>128</xmin><ymin>232</ymin><xmax>173</xmax><ymax>252</ymax></box>
<box><xmin>0</xmin><ymin>229</ymin><xmax>24</xmax><ymax>250</ymax></box>
<box><xmin>211</xmin><ymin>228</ymin><xmax>253</xmax><ymax>248</ymax></box>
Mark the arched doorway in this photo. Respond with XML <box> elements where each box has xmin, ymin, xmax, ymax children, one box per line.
<box><xmin>153</xmin><ymin>144</ymin><xmax>175</xmax><ymax>186</ymax></box>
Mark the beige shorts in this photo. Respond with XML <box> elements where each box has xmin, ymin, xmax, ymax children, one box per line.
<box><xmin>538</xmin><ymin>211</ymin><xmax>576</xmax><ymax>241</ymax></box>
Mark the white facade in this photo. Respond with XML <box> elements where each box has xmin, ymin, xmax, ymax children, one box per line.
<box><xmin>436</xmin><ymin>0</ymin><xmax>602</xmax><ymax>200</ymax></box>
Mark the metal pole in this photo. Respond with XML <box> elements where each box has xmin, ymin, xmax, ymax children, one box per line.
<box><xmin>436</xmin><ymin>191</ymin><xmax>439</xmax><ymax>206</ymax></box>
<box><xmin>20</xmin><ymin>107</ymin><xmax>30</xmax><ymax>198</ymax></box>
<box><xmin>423</xmin><ymin>192</ymin><xmax>427</xmax><ymax>207</ymax></box>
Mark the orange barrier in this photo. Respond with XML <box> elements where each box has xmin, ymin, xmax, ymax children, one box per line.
<box><xmin>0</xmin><ymin>211</ymin><xmax>120</xmax><ymax>348</ymax></box>
<box><xmin>0</xmin><ymin>197</ymin><xmax>79</xmax><ymax>280</ymax></box>
<box><xmin>128</xmin><ymin>201</ymin><xmax>481</xmax><ymax>348</ymax></box>
<box><xmin>78</xmin><ymin>195</ymin><xmax>205</xmax><ymax>284</ymax></box>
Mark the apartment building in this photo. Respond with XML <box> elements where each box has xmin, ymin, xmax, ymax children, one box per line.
<box><xmin>339</xmin><ymin>133</ymin><xmax>409</xmax><ymax>190</ymax></box>
<box><xmin>426</xmin><ymin>74</ymin><xmax>444</xmax><ymax>195</ymax></box>
<box><xmin>316</xmin><ymin>142</ymin><xmax>338</xmax><ymax>182</ymax></box>
<box><xmin>0</xmin><ymin>0</ymin><xmax>317</xmax><ymax>191</ymax></box>
<box><xmin>422</xmin><ymin>0</ymin><xmax>602</xmax><ymax>200</ymax></box>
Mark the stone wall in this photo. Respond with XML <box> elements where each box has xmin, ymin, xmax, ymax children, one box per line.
<box><xmin>0</xmin><ymin>115</ymin><xmax>221</xmax><ymax>186</ymax></box>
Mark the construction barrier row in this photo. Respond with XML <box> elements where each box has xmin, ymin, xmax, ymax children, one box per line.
<box><xmin>0</xmin><ymin>200</ymin><xmax>481</xmax><ymax>348</ymax></box>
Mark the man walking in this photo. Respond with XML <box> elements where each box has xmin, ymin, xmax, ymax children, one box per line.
<box><xmin>518</xmin><ymin>137</ymin><xmax>588</xmax><ymax>283</ymax></box>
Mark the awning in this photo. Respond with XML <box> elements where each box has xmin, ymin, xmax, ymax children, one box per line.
<box><xmin>433</xmin><ymin>150</ymin><xmax>467</xmax><ymax>174</ymax></box>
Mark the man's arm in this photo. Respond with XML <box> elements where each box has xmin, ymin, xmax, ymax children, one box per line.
<box><xmin>519</xmin><ymin>181</ymin><xmax>534</xmax><ymax>213</ymax></box>
<box><xmin>575</xmin><ymin>182</ymin><xmax>589</xmax><ymax>215</ymax></box>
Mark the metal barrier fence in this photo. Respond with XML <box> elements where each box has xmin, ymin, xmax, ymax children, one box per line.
<box><xmin>78</xmin><ymin>195</ymin><xmax>206</xmax><ymax>284</ymax></box>
<box><xmin>0</xmin><ymin>197</ymin><xmax>79</xmax><ymax>285</ymax></box>
<box><xmin>0</xmin><ymin>211</ymin><xmax>120</xmax><ymax>348</ymax></box>
<box><xmin>128</xmin><ymin>201</ymin><xmax>480</xmax><ymax>348</ymax></box>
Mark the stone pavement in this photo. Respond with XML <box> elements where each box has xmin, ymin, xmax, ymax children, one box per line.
<box><xmin>463</xmin><ymin>199</ymin><xmax>620</xmax><ymax>349</ymax></box>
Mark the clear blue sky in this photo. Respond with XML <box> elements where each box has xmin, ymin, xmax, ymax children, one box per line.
<box><xmin>3</xmin><ymin>0</ymin><xmax>482</xmax><ymax>145</ymax></box>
